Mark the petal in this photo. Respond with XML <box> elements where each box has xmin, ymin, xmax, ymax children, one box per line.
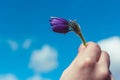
<box><xmin>49</xmin><ymin>21</ymin><xmax>69</xmax><ymax>28</ymax></box>
<box><xmin>49</xmin><ymin>17</ymin><xmax>70</xmax><ymax>33</ymax></box>
<box><xmin>52</xmin><ymin>27</ymin><xmax>69</xmax><ymax>33</ymax></box>
<box><xmin>52</xmin><ymin>25</ymin><xmax>69</xmax><ymax>33</ymax></box>
<box><xmin>50</xmin><ymin>17</ymin><xmax>68</xmax><ymax>25</ymax></box>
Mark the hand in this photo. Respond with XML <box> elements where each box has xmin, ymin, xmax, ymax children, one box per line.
<box><xmin>60</xmin><ymin>42</ymin><xmax>114</xmax><ymax>80</ymax></box>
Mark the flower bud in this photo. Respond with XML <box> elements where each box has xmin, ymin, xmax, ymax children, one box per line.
<box><xmin>49</xmin><ymin>17</ymin><xmax>86</xmax><ymax>46</ymax></box>
<box><xmin>49</xmin><ymin>17</ymin><xmax>69</xmax><ymax>33</ymax></box>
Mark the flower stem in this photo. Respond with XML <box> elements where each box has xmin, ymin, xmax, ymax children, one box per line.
<box><xmin>77</xmin><ymin>32</ymin><xmax>86</xmax><ymax>47</ymax></box>
<box><xmin>68</xmin><ymin>20</ymin><xmax>87</xmax><ymax>46</ymax></box>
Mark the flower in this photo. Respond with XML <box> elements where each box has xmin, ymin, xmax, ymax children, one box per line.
<box><xmin>49</xmin><ymin>17</ymin><xmax>70</xmax><ymax>33</ymax></box>
<box><xmin>49</xmin><ymin>17</ymin><xmax>87</xmax><ymax>46</ymax></box>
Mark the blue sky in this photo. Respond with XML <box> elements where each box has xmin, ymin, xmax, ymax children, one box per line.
<box><xmin>0</xmin><ymin>0</ymin><xmax>120</xmax><ymax>80</ymax></box>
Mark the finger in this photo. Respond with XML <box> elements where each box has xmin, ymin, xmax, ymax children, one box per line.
<box><xmin>70</xmin><ymin>44</ymin><xmax>86</xmax><ymax>67</ymax></box>
<box><xmin>77</xmin><ymin>43</ymin><xmax>87</xmax><ymax>62</ymax></box>
<box><xmin>109</xmin><ymin>71</ymin><xmax>115</xmax><ymax>80</ymax></box>
<box><xmin>78</xmin><ymin>43</ymin><xmax>86</xmax><ymax>54</ymax></box>
<box><xmin>97</xmin><ymin>51</ymin><xmax>110</xmax><ymax>68</ymax></box>
<box><xmin>110</xmin><ymin>74</ymin><xmax>115</xmax><ymax>80</ymax></box>
<box><xmin>107</xmin><ymin>71</ymin><xmax>114</xmax><ymax>80</ymax></box>
<box><xmin>84</xmin><ymin>42</ymin><xmax>101</xmax><ymax>63</ymax></box>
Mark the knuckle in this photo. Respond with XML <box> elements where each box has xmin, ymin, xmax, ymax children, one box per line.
<box><xmin>84</xmin><ymin>57</ymin><xmax>95</xmax><ymax>66</ymax></box>
<box><xmin>88</xmin><ymin>42</ymin><xmax>98</xmax><ymax>46</ymax></box>
<box><xmin>102</xmin><ymin>51</ymin><xmax>110</xmax><ymax>65</ymax></box>
<box><xmin>77</xmin><ymin>57</ymin><xmax>95</xmax><ymax>68</ymax></box>
<box><xmin>102</xmin><ymin>51</ymin><xmax>108</xmax><ymax>54</ymax></box>
<box><xmin>102</xmin><ymin>51</ymin><xmax>110</xmax><ymax>57</ymax></box>
<box><xmin>93</xmin><ymin>44</ymin><xmax>101</xmax><ymax>51</ymax></box>
<box><xmin>89</xmin><ymin>42</ymin><xmax>101</xmax><ymax>52</ymax></box>
<box><xmin>99</xmin><ymin>69</ymin><xmax>109</xmax><ymax>78</ymax></box>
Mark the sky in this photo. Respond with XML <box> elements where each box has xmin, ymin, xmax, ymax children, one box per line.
<box><xmin>0</xmin><ymin>0</ymin><xmax>120</xmax><ymax>80</ymax></box>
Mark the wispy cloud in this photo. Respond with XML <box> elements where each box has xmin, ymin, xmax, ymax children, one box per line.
<box><xmin>27</xmin><ymin>74</ymin><xmax>51</xmax><ymax>80</ymax></box>
<box><xmin>0</xmin><ymin>74</ymin><xmax>18</xmax><ymax>80</ymax></box>
<box><xmin>6</xmin><ymin>39</ymin><xmax>32</xmax><ymax>51</ymax></box>
<box><xmin>7</xmin><ymin>40</ymin><xmax>18</xmax><ymax>51</ymax></box>
<box><xmin>98</xmin><ymin>36</ymin><xmax>120</xmax><ymax>79</ymax></box>
<box><xmin>22</xmin><ymin>39</ymin><xmax>32</xmax><ymax>49</ymax></box>
<box><xmin>29</xmin><ymin>45</ymin><xmax>58</xmax><ymax>73</ymax></box>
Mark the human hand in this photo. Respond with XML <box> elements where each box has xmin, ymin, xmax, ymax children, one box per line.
<box><xmin>60</xmin><ymin>42</ymin><xmax>114</xmax><ymax>80</ymax></box>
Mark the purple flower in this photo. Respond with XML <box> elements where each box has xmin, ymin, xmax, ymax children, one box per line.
<box><xmin>49</xmin><ymin>17</ymin><xmax>70</xmax><ymax>33</ymax></box>
<box><xmin>49</xmin><ymin>17</ymin><xmax>87</xmax><ymax>46</ymax></box>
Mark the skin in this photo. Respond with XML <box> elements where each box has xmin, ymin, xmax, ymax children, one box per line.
<box><xmin>60</xmin><ymin>42</ymin><xmax>114</xmax><ymax>80</ymax></box>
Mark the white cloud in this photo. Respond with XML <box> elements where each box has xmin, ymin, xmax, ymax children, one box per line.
<box><xmin>98</xmin><ymin>36</ymin><xmax>120</xmax><ymax>79</ymax></box>
<box><xmin>27</xmin><ymin>75</ymin><xmax>51</xmax><ymax>80</ymax></box>
<box><xmin>22</xmin><ymin>39</ymin><xmax>32</xmax><ymax>49</ymax></box>
<box><xmin>6</xmin><ymin>39</ymin><xmax>32</xmax><ymax>51</ymax></box>
<box><xmin>7</xmin><ymin>40</ymin><xmax>18</xmax><ymax>51</ymax></box>
<box><xmin>0</xmin><ymin>74</ymin><xmax>18</xmax><ymax>80</ymax></box>
<box><xmin>29</xmin><ymin>45</ymin><xmax>58</xmax><ymax>73</ymax></box>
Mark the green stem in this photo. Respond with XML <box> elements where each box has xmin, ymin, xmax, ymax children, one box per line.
<box><xmin>77</xmin><ymin>32</ymin><xmax>86</xmax><ymax>47</ymax></box>
<box><xmin>68</xmin><ymin>20</ymin><xmax>87</xmax><ymax>46</ymax></box>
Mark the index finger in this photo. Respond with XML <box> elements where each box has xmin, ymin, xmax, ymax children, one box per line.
<box><xmin>83</xmin><ymin>42</ymin><xmax>101</xmax><ymax>64</ymax></box>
